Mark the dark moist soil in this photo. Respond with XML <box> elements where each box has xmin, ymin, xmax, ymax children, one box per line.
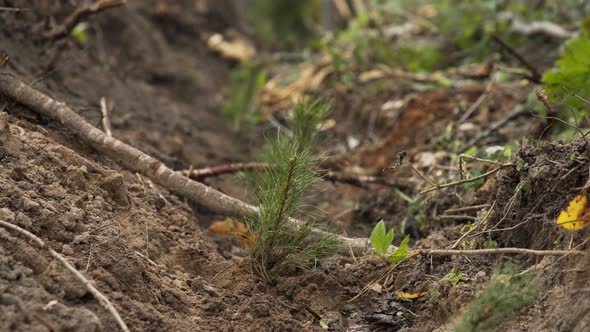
<box><xmin>1</xmin><ymin>1</ymin><xmax>590</xmax><ymax>332</ymax></box>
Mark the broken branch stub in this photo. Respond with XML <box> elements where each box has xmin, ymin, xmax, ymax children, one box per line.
<box><xmin>0</xmin><ymin>73</ymin><xmax>369</xmax><ymax>255</ymax></box>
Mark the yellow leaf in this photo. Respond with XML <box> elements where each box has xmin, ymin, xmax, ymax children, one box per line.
<box><xmin>396</xmin><ymin>291</ymin><xmax>427</xmax><ymax>301</ymax></box>
<box><xmin>556</xmin><ymin>193</ymin><xmax>590</xmax><ymax>230</ymax></box>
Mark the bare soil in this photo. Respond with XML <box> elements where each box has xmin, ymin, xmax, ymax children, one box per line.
<box><xmin>1</xmin><ymin>1</ymin><xmax>589</xmax><ymax>332</ymax></box>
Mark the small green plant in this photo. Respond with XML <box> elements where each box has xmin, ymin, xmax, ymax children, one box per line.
<box><xmin>370</xmin><ymin>220</ymin><xmax>410</xmax><ymax>263</ymax></box>
<box><xmin>222</xmin><ymin>64</ymin><xmax>267</xmax><ymax>130</ymax></box>
<box><xmin>453</xmin><ymin>264</ymin><xmax>537</xmax><ymax>332</ymax></box>
<box><xmin>443</xmin><ymin>269</ymin><xmax>464</xmax><ymax>285</ymax></box>
<box><xmin>246</xmin><ymin>100</ymin><xmax>336</xmax><ymax>281</ymax></box>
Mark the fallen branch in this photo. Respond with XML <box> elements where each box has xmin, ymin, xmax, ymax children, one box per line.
<box><xmin>0</xmin><ymin>219</ymin><xmax>129</xmax><ymax>331</ymax></box>
<box><xmin>0</xmin><ymin>73</ymin><xmax>369</xmax><ymax>255</ymax></box>
<box><xmin>415</xmin><ymin>247</ymin><xmax>584</xmax><ymax>257</ymax></box>
<box><xmin>510</xmin><ymin>18</ymin><xmax>575</xmax><ymax>40</ymax></box>
<box><xmin>44</xmin><ymin>0</ymin><xmax>127</xmax><ymax>40</ymax></box>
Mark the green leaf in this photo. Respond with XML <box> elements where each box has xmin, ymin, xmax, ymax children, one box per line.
<box><xmin>319</xmin><ymin>321</ymin><xmax>329</xmax><ymax>329</ymax></box>
<box><xmin>387</xmin><ymin>235</ymin><xmax>410</xmax><ymax>263</ymax></box>
<box><xmin>370</xmin><ymin>220</ymin><xmax>393</xmax><ymax>257</ymax></box>
<box><xmin>71</xmin><ymin>23</ymin><xmax>89</xmax><ymax>44</ymax></box>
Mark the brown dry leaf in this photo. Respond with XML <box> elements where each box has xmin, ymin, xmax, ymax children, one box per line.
<box><xmin>208</xmin><ymin>217</ymin><xmax>255</xmax><ymax>247</ymax></box>
<box><xmin>207</xmin><ymin>34</ymin><xmax>255</xmax><ymax>63</ymax></box>
<box><xmin>396</xmin><ymin>291</ymin><xmax>427</xmax><ymax>301</ymax></box>
<box><xmin>258</xmin><ymin>63</ymin><xmax>332</xmax><ymax>115</ymax></box>
<box><xmin>556</xmin><ymin>192</ymin><xmax>590</xmax><ymax>231</ymax></box>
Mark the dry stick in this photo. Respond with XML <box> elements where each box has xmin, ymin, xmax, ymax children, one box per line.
<box><xmin>491</xmin><ymin>33</ymin><xmax>541</xmax><ymax>83</ymax></box>
<box><xmin>415</xmin><ymin>247</ymin><xmax>584</xmax><ymax>257</ymax></box>
<box><xmin>44</xmin><ymin>0</ymin><xmax>127</xmax><ymax>40</ymax></box>
<box><xmin>100</xmin><ymin>96</ymin><xmax>112</xmax><ymax>137</ymax></box>
<box><xmin>0</xmin><ymin>219</ymin><xmax>130</xmax><ymax>332</ymax></box>
<box><xmin>0</xmin><ymin>73</ymin><xmax>368</xmax><ymax>255</ymax></box>
<box><xmin>420</xmin><ymin>163</ymin><xmax>514</xmax><ymax>195</ymax></box>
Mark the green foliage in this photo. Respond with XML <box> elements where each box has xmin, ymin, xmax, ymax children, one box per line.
<box><xmin>370</xmin><ymin>220</ymin><xmax>394</xmax><ymax>257</ymax></box>
<box><xmin>543</xmin><ymin>30</ymin><xmax>590</xmax><ymax>113</ymax></box>
<box><xmin>453</xmin><ymin>265</ymin><xmax>537</xmax><ymax>332</ymax></box>
<box><xmin>443</xmin><ymin>269</ymin><xmax>464</xmax><ymax>285</ymax></box>
<box><xmin>369</xmin><ymin>220</ymin><xmax>411</xmax><ymax>263</ymax></box>
<box><xmin>222</xmin><ymin>64</ymin><xmax>267</xmax><ymax>130</ymax></box>
<box><xmin>249</xmin><ymin>0</ymin><xmax>320</xmax><ymax>49</ymax></box>
<box><xmin>246</xmin><ymin>100</ymin><xmax>336</xmax><ymax>280</ymax></box>
<box><xmin>388</xmin><ymin>235</ymin><xmax>410</xmax><ymax>263</ymax></box>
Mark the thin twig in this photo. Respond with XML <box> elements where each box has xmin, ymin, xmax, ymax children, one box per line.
<box><xmin>100</xmin><ymin>96</ymin><xmax>112</xmax><ymax>136</ymax></box>
<box><xmin>416</xmin><ymin>247</ymin><xmax>584</xmax><ymax>257</ymax></box>
<box><xmin>44</xmin><ymin>0</ymin><xmax>127</xmax><ymax>40</ymax></box>
<box><xmin>436</xmin><ymin>215</ymin><xmax>478</xmax><ymax>221</ymax></box>
<box><xmin>491</xmin><ymin>34</ymin><xmax>541</xmax><ymax>83</ymax></box>
<box><xmin>0</xmin><ymin>219</ymin><xmax>130</xmax><ymax>331</ymax></box>
<box><xmin>445</xmin><ymin>204</ymin><xmax>491</xmax><ymax>214</ymax></box>
<box><xmin>420</xmin><ymin>163</ymin><xmax>513</xmax><ymax>194</ymax></box>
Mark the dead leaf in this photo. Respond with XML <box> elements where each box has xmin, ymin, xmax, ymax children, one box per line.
<box><xmin>207</xmin><ymin>34</ymin><xmax>255</xmax><ymax>63</ymax></box>
<box><xmin>396</xmin><ymin>291</ymin><xmax>427</xmax><ymax>301</ymax></box>
<box><xmin>556</xmin><ymin>192</ymin><xmax>590</xmax><ymax>230</ymax></box>
<box><xmin>208</xmin><ymin>217</ymin><xmax>255</xmax><ymax>247</ymax></box>
<box><xmin>367</xmin><ymin>283</ymin><xmax>383</xmax><ymax>293</ymax></box>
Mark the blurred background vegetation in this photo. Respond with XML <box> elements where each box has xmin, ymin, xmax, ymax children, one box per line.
<box><xmin>225</xmin><ymin>0</ymin><xmax>589</xmax><ymax>137</ymax></box>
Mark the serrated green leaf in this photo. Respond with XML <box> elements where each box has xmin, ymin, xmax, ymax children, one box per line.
<box><xmin>388</xmin><ymin>235</ymin><xmax>410</xmax><ymax>263</ymax></box>
<box><xmin>370</xmin><ymin>220</ymin><xmax>393</xmax><ymax>256</ymax></box>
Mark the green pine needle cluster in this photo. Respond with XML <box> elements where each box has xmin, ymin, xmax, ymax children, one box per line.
<box><xmin>247</xmin><ymin>100</ymin><xmax>337</xmax><ymax>280</ymax></box>
<box><xmin>453</xmin><ymin>264</ymin><xmax>537</xmax><ymax>332</ymax></box>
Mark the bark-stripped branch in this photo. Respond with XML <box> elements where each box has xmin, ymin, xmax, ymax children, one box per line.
<box><xmin>44</xmin><ymin>0</ymin><xmax>127</xmax><ymax>40</ymax></box>
<box><xmin>0</xmin><ymin>73</ymin><xmax>369</xmax><ymax>255</ymax></box>
<box><xmin>0</xmin><ymin>219</ymin><xmax>129</xmax><ymax>331</ymax></box>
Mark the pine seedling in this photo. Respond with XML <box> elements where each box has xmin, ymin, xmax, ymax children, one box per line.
<box><xmin>246</xmin><ymin>100</ymin><xmax>336</xmax><ymax>280</ymax></box>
